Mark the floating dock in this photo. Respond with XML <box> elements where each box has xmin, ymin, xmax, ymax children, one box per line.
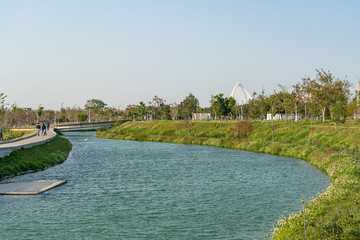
<box><xmin>0</xmin><ymin>180</ymin><xmax>66</xmax><ymax>195</ymax></box>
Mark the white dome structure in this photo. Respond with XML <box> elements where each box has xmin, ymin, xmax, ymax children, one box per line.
<box><xmin>230</xmin><ymin>82</ymin><xmax>252</xmax><ymax>105</ymax></box>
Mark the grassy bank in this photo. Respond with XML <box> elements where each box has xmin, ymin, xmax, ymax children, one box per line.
<box><xmin>96</xmin><ymin>120</ymin><xmax>360</xmax><ymax>239</ymax></box>
<box><xmin>0</xmin><ymin>134</ymin><xmax>72</xmax><ymax>180</ymax></box>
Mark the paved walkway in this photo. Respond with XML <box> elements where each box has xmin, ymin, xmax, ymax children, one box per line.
<box><xmin>0</xmin><ymin>129</ymin><xmax>56</xmax><ymax>148</ymax></box>
<box><xmin>0</xmin><ymin>129</ymin><xmax>57</xmax><ymax>158</ymax></box>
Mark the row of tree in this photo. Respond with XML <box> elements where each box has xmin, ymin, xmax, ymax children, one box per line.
<box><xmin>0</xmin><ymin>70</ymin><xmax>358</xmax><ymax>133</ymax></box>
<box><xmin>246</xmin><ymin>69</ymin><xmax>353</xmax><ymax>125</ymax></box>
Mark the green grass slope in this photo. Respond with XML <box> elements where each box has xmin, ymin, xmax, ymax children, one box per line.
<box><xmin>0</xmin><ymin>134</ymin><xmax>72</xmax><ymax>180</ymax></box>
<box><xmin>97</xmin><ymin>120</ymin><xmax>360</xmax><ymax>239</ymax></box>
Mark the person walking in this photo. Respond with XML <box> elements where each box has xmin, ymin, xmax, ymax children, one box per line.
<box><xmin>41</xmin><ymin>122</ymin><xmax>47</xmax><ymax>139</ymax></box>
<box><xmin>36</xmin><ymin>122</ymin><xmax>41</xmax><ymax>136</ymax></box>
<box><xmin>46</xmin><ymin>121</ymin><xmax>50</xmax><ymax>131</ymax></box>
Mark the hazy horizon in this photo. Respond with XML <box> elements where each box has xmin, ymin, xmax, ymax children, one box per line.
<box><xmin>1</xmin><ymin>0</ymin><xmax>359</xmax><ymax>110</ymax></box>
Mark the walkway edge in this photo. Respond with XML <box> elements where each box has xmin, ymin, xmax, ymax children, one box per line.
<box><xmin>0</xmin><ymin>133</ymin><xmax>37</xmax><ymax>145</ymax></box>
<box><xmin>0</xmin><ymin>130</ymin><xmax>57</xmax><ymax>158</ymax></box>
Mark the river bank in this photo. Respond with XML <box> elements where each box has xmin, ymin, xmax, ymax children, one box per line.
<box><xmin>0</xmin><ymin>134</ymin><xmax>72</xmax><ymax>180</ymax></box>
<box><xmin>96</xmin><ymin>120</ymin><xmax>360</xmax><ymax>239</ymax></box>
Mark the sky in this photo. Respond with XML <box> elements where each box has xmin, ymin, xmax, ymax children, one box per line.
<box><xmin>1</xmin><ymin>0</ymin><xmax>359</xmax><ymax>110</ymax></box>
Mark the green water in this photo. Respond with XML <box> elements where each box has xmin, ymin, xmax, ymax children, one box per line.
<box><xmin>0</xmin><ymin>132</ymin><xmax>329</xmax><ymax>239</ymax></box>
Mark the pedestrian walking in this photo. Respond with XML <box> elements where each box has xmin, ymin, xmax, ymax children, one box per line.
<box><xmin>36</xmin><ymin>122</ymin><xmax>41</xmax><ymax>136</ymax></box>
<box><xmin>46</xmin><ymin>121</ymin><xmax>50</xmax><ymax>131</ymax></box>
<box><xmin>41</xmin><ymin>122</ymin><xmax>47</xmax><ymax>139</ymax></box>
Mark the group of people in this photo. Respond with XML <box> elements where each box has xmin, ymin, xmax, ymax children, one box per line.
<box><xmin>36</xmin><ymin>121</ymin><xmax>50</xmax><ymax>138</ymax></box>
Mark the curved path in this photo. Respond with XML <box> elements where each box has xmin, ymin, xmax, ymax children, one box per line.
<box><xmin>0</xmin><ymin>129</ymin><xmax>56</xmax><ymax>158</ymax></box>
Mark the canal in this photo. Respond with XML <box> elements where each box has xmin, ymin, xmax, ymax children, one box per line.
<box><xmin>0</xmin><ymin>131</ymin><xmax>329</xmax><ymax>239</ymax></box>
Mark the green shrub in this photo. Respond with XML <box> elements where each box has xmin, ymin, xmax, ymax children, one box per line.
<box><xmin>0</xmin><ymin>135</ymin><xmax>72</xmax><ymax>180</ymax></box>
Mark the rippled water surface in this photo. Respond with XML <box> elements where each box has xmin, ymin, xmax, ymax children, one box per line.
<box><xmin>0</xmin><ymin>132</ymin><xmax>329</xmax><ymax>239</ymax></box>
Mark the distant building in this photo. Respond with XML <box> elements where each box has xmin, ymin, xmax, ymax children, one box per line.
<box><xmin>267</xmin><ymin>114</ymin><xmax>283</xmax><ymax>120</ymax></box>
<box><xmin>192</xmin><ymin>113</ymin><xmax>211</xmax><ymax>121</ymax></box>
<box><xmin>267</xmin><ymin>114</ymin><xmax>298</xmax><ymax>121</ymax></box>
<box><xmin>230</xmin><ymin>82</ymin><xmax>252</xmax><ymax>105</ymax></box>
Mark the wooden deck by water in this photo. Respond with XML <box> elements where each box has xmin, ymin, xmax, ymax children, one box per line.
<box><xmin>0</xmin><ymin>180</ymin><xmax>66</xmax><ymax>195</ymax></box>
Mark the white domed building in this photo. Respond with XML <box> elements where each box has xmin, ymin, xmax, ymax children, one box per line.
<box><xmin>230</xmin><ymin>82</ymin><xmax>252</xmax><ymax>105</ymax></box>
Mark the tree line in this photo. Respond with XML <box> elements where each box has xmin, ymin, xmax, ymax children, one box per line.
<box><xmin>0</xmin><ymin>69</ymin><xmax>358</xmax><ymax>139</ymax></box>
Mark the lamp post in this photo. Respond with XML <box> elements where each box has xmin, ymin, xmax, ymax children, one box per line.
<box><xmin>301</xmin><ymin>200</ymin><xmax>307</xmax><ymax>239</ymax></box>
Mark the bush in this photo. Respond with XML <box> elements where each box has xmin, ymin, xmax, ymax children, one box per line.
<box><xmin>0</xmin><ymin>135</ymin><xmax>72</xmax><ymax>180</ymax></box>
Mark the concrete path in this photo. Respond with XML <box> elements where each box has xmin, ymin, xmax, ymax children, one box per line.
<box><xmin>0</xmin><ymin>129</ymin><xmax>57</xmax><ymax>158</ymax></box>
<box><xmin>0</xmin><ymin>180</ymin><xmax>66</xmax><ymax>195</ymax></box>
<box><xmin>0</xmin><ymin>130</ymin><xmax>56</xmax><ymax>148</ymax></box>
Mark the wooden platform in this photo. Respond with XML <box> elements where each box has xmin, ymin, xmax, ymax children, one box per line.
<box><xmin>0</xmin><ymin>180</ymin><xmax>66</xmax><ymax>195</ymax></box>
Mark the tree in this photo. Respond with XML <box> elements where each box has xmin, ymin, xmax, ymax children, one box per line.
<box><xmin>248</xmin><ymin>90</ymin><xmax>268</xmax><ymax>120</ymax></box>
<box><xmin>0</xmin><ymin>93</ymin><xmax>7</xmax><ymax>140</ymax></box>
<box><xmin>285</xmin><ymin>91</ymin><xmax>296</xmax><ymax>127</ymax></box>
<box><xmin>78</xmin><ymin>112</ymin><xmax>88</xmax><ymax>122</ymax></box>
<box><xmin>266</xmin><ymin>91</ymin><xmax>281</xmax><ymax>141</ymax></box>
<box><xmin>37</xmin><ymin>105</ymin><xmax>44</xmax><ymax>122</ymax></box>
<box><xmin>293</xmin><ymin>83</ymin><xmax>303</xmax><ymax>121</ymax></box>
<box><xmin>226</xmin><ymin>96</ymin><xmax>236</xmax><ymax>118</ymax></box>
<box><xmin>182</xmin><ymin>93</ymin><xmax>199</xmax><ymax>120</ymax></box>
<box><xmin>312</xmin><ymin>70</ymin><xmax>336</xmax><ymax>123</ymax></box>
<box><xmin>160</xmin><ymin>104</ymin><xmax>171</xmax><ymax>120</ymax></box>
<box><xmin>347</xmin><ymin>97</ymin><xmax>358</xmax><ymax>121</ymax></box>
<box><xmin>105</xmin><ymin>107</ymin><xmax>119</xmax><ymax>121</ymax></box>
<box><xmin>295</xmin><ymin>77</ymin><xmax>314</xmax><ymax>120</ymax></box>
<box><xmin>169</xmin><ymin>102</ymin><xmax>180</xmax><ymax>120</ymax></box>
<box><xmin>309</xmin><ymin>69</ymin><xmax>350</xmax><ymax>126</ymax></box>
<box><xmin>85</xmin><ymin>99</ymin><xmax>107</xmax><ymax>111</ymax></box>
<box><xmin>150</xmin><ymin>95</ymin><xmax>165</xmax><ymax>120</ymax></box>
<box><xmin>85</xmin><ymin>99</ymin><xmax>107</xmax><ymax>122</ymax></box>
<box><xmin>137</xmin><ymin>102</ymin><xmax>146</xmax><ymax>120</ymax></box>
<box><xmin>329</xmin><ymin>78</ymin><xmax>350</xmax><ymax>131</ymax></box>
<box><xmin>248</xmin><ymin>92</ymin><xmax>260</xmax><ymax>119</ymax></box>
<box><xmin>211</xmin><ymin>94</ymin><xmax>228</xmax><ymax>126</ymax></box>
<box><xmin>125</xmin><ymin>105</ymin><xmax>138</xmax><ymax>120</ymax></box>
<box><xmin>277</xmin><ymin>84</ymin><xmax>289</xmax><ymax>122</ymax></box>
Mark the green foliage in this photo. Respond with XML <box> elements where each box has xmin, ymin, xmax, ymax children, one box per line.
<box><xmin>78</xmin><ymin>112</ymin><xmax>88</xmax><ymax>122</ymax></box>
<box><xmin>0</xmin><ymin>93</ymin><xmax>7</xmax><ymax>141</ymax></box>
<box><xmin>161</xmin><ymin>104</ymin><xmax>171</xmax><ymax>120</ymax></box>
<box><xmin>211</xmin><ymin>94</ymin><xmax>228</xmax><ymax>119</ymax></box>
<box><xmin>226</xmin><ymin>96</ymin><xmax>236</xmax><ymax>117</ymax></box>
<box><xmin>37</xmin><ymin>106</ymin><xmax>44</xmax><ymax>119</ymax></box>
<box><xmin>247</xmin><ymin>89</ymin><xmax>268</xmax><ymax>120</ymax></box>
<box><xmin>0</xmin><ymin>129</ymin><xmax>28</xmax><ymax>142</ymax></box>
<box><xmin>0</xmin><ymin>135</ymin><xmax>72</xmax><ymax>180</ymax></box>
<box><xmin>85</xmin><ymin>99</ymin><xmax>107</xmax><ymax>111</ymax></box>
<box><xmin>182</xmin><ymin>93</ymin><xmax>199</xmax><ymax>119</ymax></box>
<box><xmin>137</xmin><ymin>101</ymin><xmax>146</xmax><ymax>119</ymax></box>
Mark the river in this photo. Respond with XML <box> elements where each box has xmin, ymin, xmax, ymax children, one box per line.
<box><xmin>0</xmin><ymin>131</ymin><xmax>329</xmax><ymax>239</ymax></box>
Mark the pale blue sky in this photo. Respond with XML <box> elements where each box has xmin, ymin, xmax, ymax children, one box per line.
<box><xmin>1</xmin><ymin>0</ymin><xmax>359</xmax><ymax>109</ymax></box>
